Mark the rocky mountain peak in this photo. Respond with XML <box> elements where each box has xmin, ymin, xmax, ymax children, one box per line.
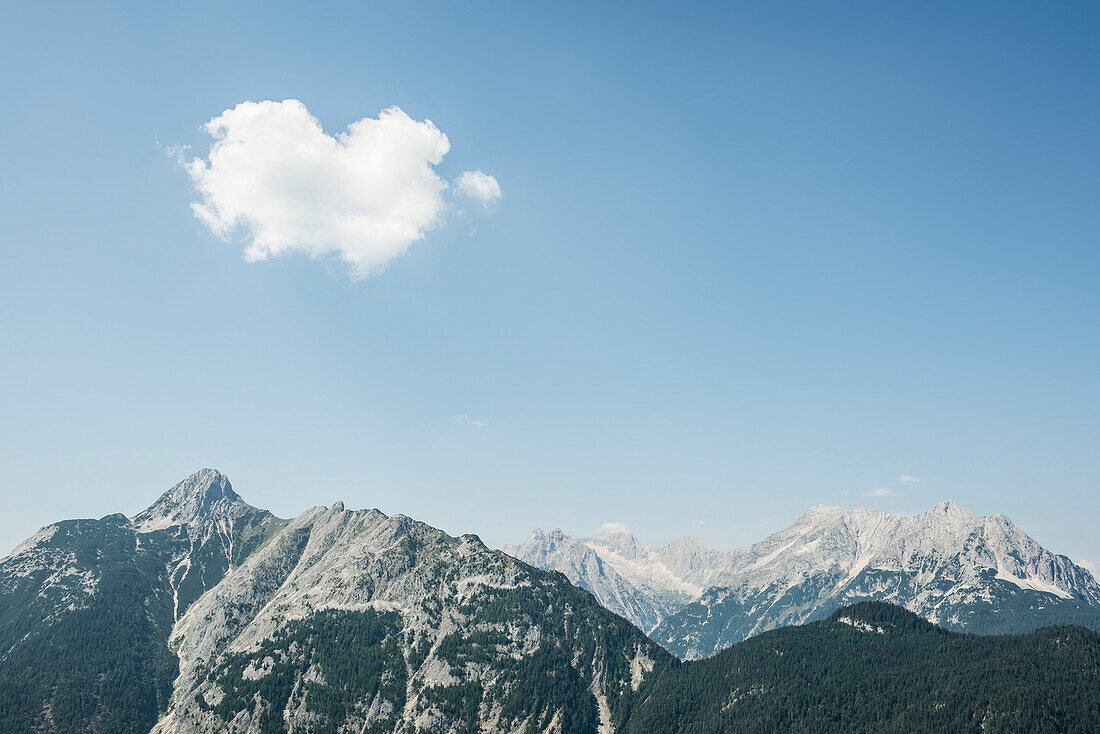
<box><xmin>797</xmin><ymin>503</ymin><xmax>854</xmax><ymax>525</ymax></box>
<box><xmin>131</xmin><ymin>468</ymin><xmax>242</xmax><ymax>533</ymax></box>
<box><xmin>666</xmin><ymin>535</ymin><xmax>706</xmax><ymax>551</ymax></box>
<box><xmin>927</xmin><ymin>499</ymin><xmax>976</xmax><ymax>520</ymax></box>
<box><xmin>590</xmin><ymin>530</ymin><xmax>643</xmax><ymax>560</ymax></box>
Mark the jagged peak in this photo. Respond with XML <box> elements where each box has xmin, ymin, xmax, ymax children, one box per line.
<box><xmin>791</xmin><ymin>504</ymin><xmax>873</xmax><ymax>530</ymax></box>
<box><xmin>459</xmin><ymin>533</ymin><xmax>485</xmax><ymax>549</ymax></box>
<box><xmin>524</xmin><ymin>527</ymin><xmax>565</xmax><ymax>543</ymax></box>
<box><xmin>926</xmin><ymin>499</ymin><xmax>976</xmax><ymax>519</ymax></box>
<box><xmin>132</xmin><ymin>469</ymin><xmax>242</xmax><ymax>533</ymax></box>
<box><xmin>807</xmin><ymin>503</ymin><xmax>842</xmax><ymax>513</ymax></box>
<box><xmin>798</xmin><ymin>503</ymin><xmax>850</xmax><ymax>521</ymax></box>
<box><xmin>589</xmin><ymin>529</ymin><xmax>642</xmax><ymax>559</ymax></box>
<box><xmin>795</xmin><ymin>500</ymin><xmax>981</xmax><ymax>528</ymax></box>
<box><xmin>662</xmin><ymin>534</ymin><xmax>708</xmax><ymax>552</ymax></box>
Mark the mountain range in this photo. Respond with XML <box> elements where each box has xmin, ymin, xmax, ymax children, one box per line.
<box><xmin>1</xmin><ymin>469</ymin><xmax>1097</xmax><ymax>733</ymax></box>
<box><xmin>0</xmin><ymin>470</ymin><xmax>666</xmax><ymax>733</ymax></box>
<box><xmin>509</xmin><ymin>501</ymin><xmax>1100</xmax><ymax>659</ymax></box>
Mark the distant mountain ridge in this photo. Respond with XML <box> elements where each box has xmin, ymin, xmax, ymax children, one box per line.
<box><xmin>505</xmin><ymin>529</ymin><xmax>737</xmax><ymax>632</ymax></box>
<box><xmin>511</xmin><ymin>500</ymin><xmax>1100</xmax><ymax>658</ymax></box>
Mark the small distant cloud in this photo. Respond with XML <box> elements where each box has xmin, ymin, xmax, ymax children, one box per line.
<box><xmin>600</xmin><ymin>521</ymin><xmax>630</xmax><ymax>535</ymax></box>
<box><xmin>864</xmin><ymin>487</ymin><xmax>902</xmax><ymax>498</ymax></box>
<box><xmin>163</xmin><ymin>142</ymin><xmax>190</xmax><ymax>161</ymax></box>
<box><xmin>842</xmin><ymin>488</ymin><xmax>851</xmax><ymax>497</ymax></box>
<box><xmin>899</xmin><ymin>475</ymin><xmax>920</xmax><ymax>484</ymax></box>
<box><xmin>1078</xmin><ymin>559</ymin><xmax>1097</xmax><ymax>575</ymax></box>
<box><xmin>456</xmin><ymin>170</ymin><xmax>502</xmax><ymax>206</ymax></box>
<box><xmin>692</xmin><ymin>519</ymin><xmax>706</xmax><ymax>526</ymax></box>
<box><xmin>449</xmin><ymin>414</ymin><xmax>486</xmax><ymax>427</ymax></box>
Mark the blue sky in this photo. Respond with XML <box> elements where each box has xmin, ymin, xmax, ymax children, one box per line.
<box><xmin>1</xmin><ymin>1</ymin><xmax>1098</xmax><ymax>567</ymax></box>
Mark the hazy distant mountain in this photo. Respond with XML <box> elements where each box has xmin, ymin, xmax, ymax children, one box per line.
<box><xmin>505</xmin><ymin>528</ymin><xmax>737</xmax><ymax>632</ymax></box>
<box><xmin>511</xmin><ymin>501</ymin><xmax>1100</xmax><ymax>660</ymax></box>
<box><xmin>503</xmin><ymin>528</ymin><xmax>673</xmax><ymax>632</ymax></box>
<box><xmin>0</xmin><ymin>470</ymin><xmax>669</xmax><ymax>733</ymax></box>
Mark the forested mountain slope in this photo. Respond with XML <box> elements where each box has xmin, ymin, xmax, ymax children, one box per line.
<box><xmin>624</xmin><ymin>602</ymin><xmax>1100</xmax><ymax>734</ymax></box>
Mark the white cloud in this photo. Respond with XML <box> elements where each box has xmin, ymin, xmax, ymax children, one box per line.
<box><xmin>899</xmin><ymin>474</ymin><xmax>920</xmax><ymax>484</ymax></box>
<box><xmin>449</xmin><ymin>414</ymin><xmax>486</xmax><ymax>428</ymax></box>
<box><xmin>600</xmin><ymin>521</ymin><xmax>630</xmax><ymax>535</ymax></box>
<box><xmin>183</xmin><ymin>99</ymin><xmax>499</xmax><ymax>278</ymax></box>
<box><xmin>1078</xmin><ymin>559</ymin><xmax>1097</xmax><ymax>575</ymax></box>
<box><xmin>456</xmin><ymin>169</ymin><xmax>502</xmax><ymax>205</ymax></box>
<box><xmin>864</xmin><ymin>487</ymin><xmax>902</xmax><ymax>498</ymax></box>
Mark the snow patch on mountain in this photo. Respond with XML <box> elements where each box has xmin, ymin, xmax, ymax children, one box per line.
<box><xmin>995</xmin><ymin>565</ymin><xmax>1072</xmax><ymax>599</ymax></box>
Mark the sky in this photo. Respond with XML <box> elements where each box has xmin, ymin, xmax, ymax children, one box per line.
<box><xmin>1</xmin><ymin>1</ymin><xmax>1098</xmax><ymax>569</ymax></box>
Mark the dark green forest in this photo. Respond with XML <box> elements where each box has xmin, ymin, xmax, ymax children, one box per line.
<box><xmin>0</xmin><ymin>517</ymin><xmax>178</xmax><ymax>734</ymax></box>
<box><xmin>623</xmin><ymin>602</ymin><xmax>1100</xmax><ymax>734</ymax></box>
